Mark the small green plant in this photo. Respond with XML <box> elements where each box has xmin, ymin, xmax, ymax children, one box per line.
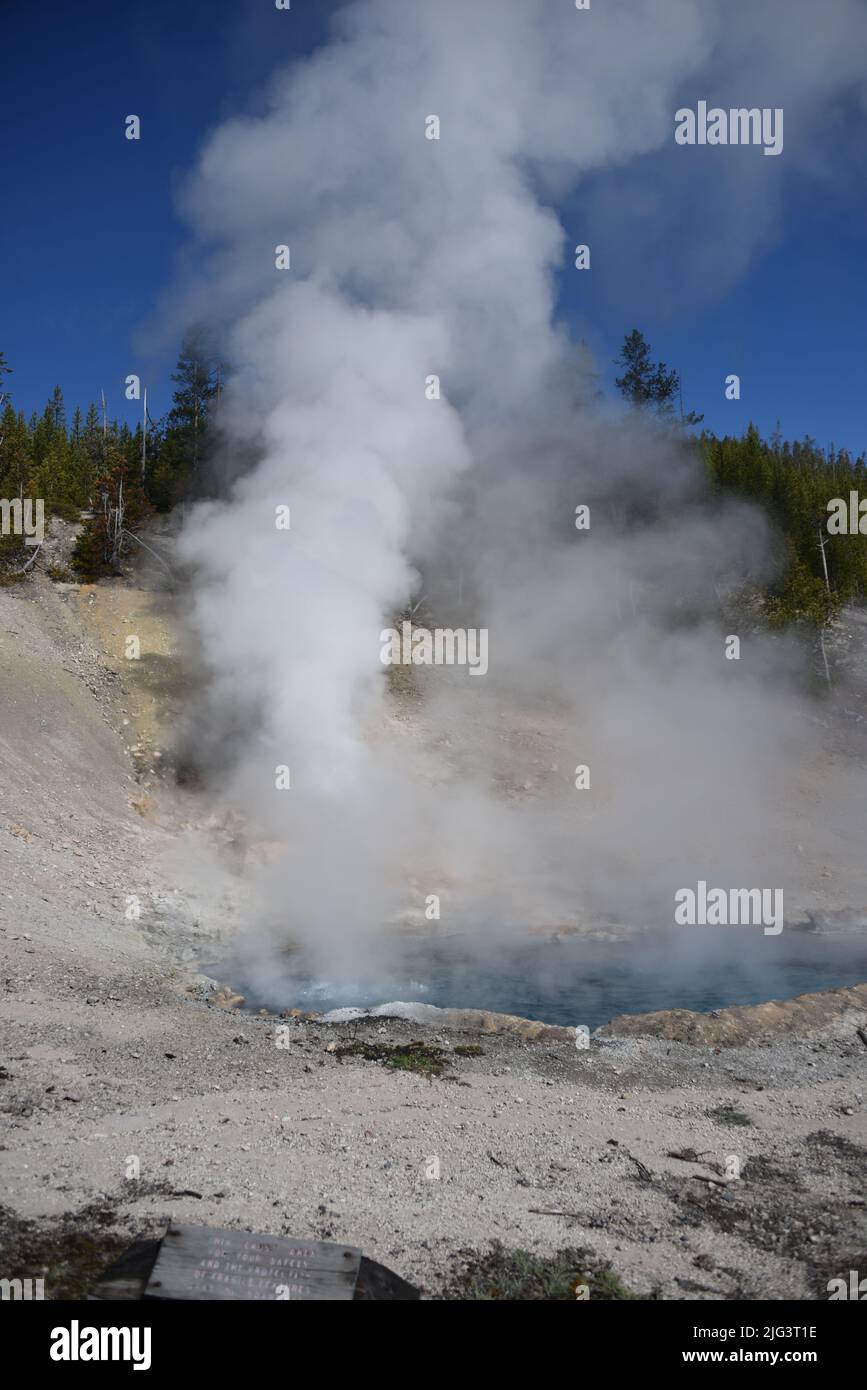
<box><xmin>707</xmin><ymin>1104</ymin><xmax>753</xmax><ymax>1128</ymax></box>
<box><xmin>0</xmin><ymin>529</ymin><xmax>31</xmax><ymax>581</ymax></box>
<box><xmin>446</xmin><ymin>1243</ymin><xmax>649</xmax><ymax>1301</ymax></box>
<box><xmin>334</xmin><ymin>1039</ymin><xmax>451</xmax><ymax>1078</ymax></box>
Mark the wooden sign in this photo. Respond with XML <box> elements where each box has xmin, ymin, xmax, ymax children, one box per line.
<box><xmin>143</xmin><ymin>1225</ymin><xmax>362</xmax><ymax>1301</ymax></box>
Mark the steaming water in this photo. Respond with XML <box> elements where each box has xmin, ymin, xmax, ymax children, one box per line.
<box><xmin>226</xmin><ymin>928</ymin><xmax>867</xmax><ymax>1028</ymax></box>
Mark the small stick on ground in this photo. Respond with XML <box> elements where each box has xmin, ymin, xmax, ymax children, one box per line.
<box><xmin>627</xmin><ymin>1153</ymin><xmax>653</xmax><ymax>1182</ymax></box>
<box><xmin>528</xmin><ymin>1209</ymin><xmax>582</xmax><ymax>1219</ymax></box>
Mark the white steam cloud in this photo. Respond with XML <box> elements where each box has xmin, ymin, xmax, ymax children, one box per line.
<box><xmin>164</xmin><ymin>0</ymin><xmax>867</xmax><ymax>993</ymax></box>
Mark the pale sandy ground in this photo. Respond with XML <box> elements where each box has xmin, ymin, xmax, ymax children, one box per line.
<box><xmin>0</xmin><ymin>558</ymin><xmax>865</xmax><ymax>1299</ymax></box>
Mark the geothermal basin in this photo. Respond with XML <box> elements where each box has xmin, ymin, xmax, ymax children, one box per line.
<box><xmin>220</xmin><ymin>924</ymin><xmax>867</xmax><ymax>1028</ymax></box>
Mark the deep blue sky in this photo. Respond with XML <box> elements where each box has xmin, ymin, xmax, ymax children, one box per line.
<box><xmin>3</xmin><ymin>0</ymin><xmax>865</xmax><ymax>456</ymax></box>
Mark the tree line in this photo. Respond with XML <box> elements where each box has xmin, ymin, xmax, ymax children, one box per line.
<box><xmin>0</xmin><ymin>332</ymin><xmax>219</xmax><ymax>579</ymax></box>
<box><xmin>615</xmin><ymin>330</ymin><xmax>867</xmax><ymax>625</ymax></box>
<box><xmin>1</xmin><ymin>329</ymin><xmax>866</xmax><ymax>624</ymax></box>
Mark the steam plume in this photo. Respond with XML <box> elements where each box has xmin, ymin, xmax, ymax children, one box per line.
<box><xmin>162</xmin><ymin>0</ymin><xmax>867</xmax><ymax>991</ymax></box>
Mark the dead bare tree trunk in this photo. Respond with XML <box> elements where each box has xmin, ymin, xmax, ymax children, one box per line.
<box><xmin>141</xmin><ymin>387</ymin><xmax>148</xmax><ymax>483</ymax></box>
<box><xmin>113</xmin><ymin>475</ymin><xmax>124</xmax><ymax>566</ymax></box>
<box><xmin>819</xmin><ymin>625</ymin><xmax>832</xmax><ymax>688</ymax></box>
<box><xmin>818</xmin><ymin>524</ymin><xmax>831</xmax><ymax>593</ymax></box>
<box><xmin>100</xmin><ymin>389</ymin><xmax>109</xmax><ymax>470</ymax></box>
<box><xmin>816</xmin><ymin>524</ymin><xmax>833</xmax><ymax>687</ymax></box>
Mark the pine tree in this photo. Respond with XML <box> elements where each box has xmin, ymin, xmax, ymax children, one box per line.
<box><xmin>168</xmin><ymin>330</ymin><xmax>218</xmax><ymax>475</ymax></box>
<box><xmin>0</xmin><ymin>403</ymin><xmax>29</xmax><ymax>500</ymax></box>
<box><xmin>82</xmin><ymin>402</ymin><xmax>104</xmax><ymax>498</ymax></box>
<box><xmin>614</xmin><ymin>329</ymin><xmax>702</xmax><ymax>423</ymax></box>
<box><xmin>72</xmin><ymin>454</ymin><xmax>151</xmax><ymax>579</ymax></box>
<box><xmin>48</xmin><ymin>384</ymin><xmax>65</xmax><ymax>432</ymax></box>
<box><xmin>0</xmin><ymin>352</ymin><xmax>13</xmax><ymax>454</ymax></box>
<box><xmin>147</xmin><ymin>330</ymin><xmax>219</xmax><ymax>510</ymax></box>
<box><xmin>615</xmin><ymin>330</ymin><xmax>677</xmax><ymax>412</ymax></box>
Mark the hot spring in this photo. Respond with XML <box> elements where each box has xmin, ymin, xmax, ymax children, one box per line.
<box><xmin>221</xmin><ymin>926</ymin><xmax>867</xmax><ymax>1028</ymax></box>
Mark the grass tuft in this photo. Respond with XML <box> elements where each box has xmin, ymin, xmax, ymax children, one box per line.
<box><xmin>446</xmin><ymin>1242</ymin><xmax>651</xmax><ymax>1301</ymax></box>
<box><xmin>334</xmin><ymin>1039</ymin><xmax>450</xmax><ymax>1078</ymax></box>
<box><xmin>707</xmin><ymin>1104</ymin><xmax>754</xmax><ymax>1127</ymax></box>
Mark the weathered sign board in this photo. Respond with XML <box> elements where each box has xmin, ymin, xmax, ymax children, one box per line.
<box><xmin>143</xmin><ymin>1225</ymin><xmax>362</xmax><ymax>1301</ymax></box>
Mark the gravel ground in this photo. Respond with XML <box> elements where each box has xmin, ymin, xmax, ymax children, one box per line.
<box><xmin>0</xmin><ymin>568</ymin><xmax>865</xmax><ymax>1300</ymax></box>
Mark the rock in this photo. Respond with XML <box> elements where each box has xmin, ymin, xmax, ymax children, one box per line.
<box><xmin>184</xmin><ymin>974</ymin><xmax>221</xmax><ymax>1000</ymax></box>
<box><xmin>599</xmin><ymin>983</ymin><xmax>867</xmax><ymax>1047</ymax></box>
<box><xmin>211</xmin><ymin>987</ymin><xmax>246</xmax><ymax>1010</ymax></box>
